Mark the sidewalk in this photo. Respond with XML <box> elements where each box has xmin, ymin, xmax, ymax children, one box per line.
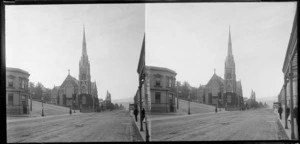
<box><xmin>273</xmin><ymin>109</ymin><xmax>298</xmax><ymax>140</ymax></box>
<box><xmin>130</xmin><ymin>112</ymin><xmax>151</xmax><ymax>142</ymax></box>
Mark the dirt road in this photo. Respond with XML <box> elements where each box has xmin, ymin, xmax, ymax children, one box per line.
<box><xmin>151</xmin><ymin>108</ymin><xmax>289</xmax><ymax>141</ymax></box>
<box><xmin>7</xmin><ymin>110</ymin><xmax>143</xmax><ymax>142</ymax></box>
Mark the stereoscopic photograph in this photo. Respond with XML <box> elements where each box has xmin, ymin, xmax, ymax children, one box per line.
<box><xmin>4</xmin><ymin>1</ymin><xmax>298</xmax><ymax>142</ymax></box>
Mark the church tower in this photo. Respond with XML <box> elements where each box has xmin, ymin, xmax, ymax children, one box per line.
<box><xmin>224</xmin><ymin>27</ymin><xmax>236</xmax><ymax>93</ymax></box>
<box><xmin>79</xmin><ymin>26</ymin><xmax>91</xmax><ymax>95</ymax></box>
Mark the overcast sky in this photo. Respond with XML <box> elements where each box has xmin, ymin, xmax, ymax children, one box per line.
<box><xmin>145</xmin><ymin>2</ymin><xmax>297</xmax><ymax>100</ymax></box>
<box><xmin>6</xmin><ymin>4</ymin><xmax>145</xmax><ymax>101</ymax></box>
<box><xmin>6</xmin><ymin>3</ymin><xmax>296</xmax><ymax>102</ymax></box>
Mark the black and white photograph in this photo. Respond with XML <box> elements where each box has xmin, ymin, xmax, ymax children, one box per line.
<box><xmin>3</xmin><ymin>1</ymin><xmax>298</xmax><ymax>142</ymax></box>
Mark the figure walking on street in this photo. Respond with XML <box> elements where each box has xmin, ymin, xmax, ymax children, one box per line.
<box><xmin>286</xmin><ymin>107</ymin><xmax>290</xmax><ymax>122</ymax></box>
<box><xmin>215</xmin><ymin>106</ymin><xmax>218</xmax><ymax>113</ymax></box>
<box><xmin>293</xmin><ymin>106</ymin><xmax>298</xmax><ymax>124</ymax></box>
<box><xmin>141</xmin><ymin>108</ymin><xmax>145</xmax><ymax>123</ymax></box>
<box><xmin>134</xmin><ymin>107</ymin><xmax>139</xmax><ymax>122</ymax></box>
<box><xmin>278</xmin><ymin>105</ymin><xmax>283</xmax><ymax>120</ymax></box>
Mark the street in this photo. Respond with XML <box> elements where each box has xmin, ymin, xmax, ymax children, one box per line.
<box><xmin>7</xmin><ymin>110</ymin><xmax>143</xmax><ymax>142</ymax></box>
<box><xmin>151</xmin><ymin>108</ymin><xmax>289</xmax><ymax>141</ymax></box>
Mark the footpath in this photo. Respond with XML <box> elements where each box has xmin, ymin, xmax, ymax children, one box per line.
<box><xmin>273</xmin><ymin>108</ymin><xmax>298</xmax><ymax>140</ymax></box>
<box><xmin>130</xmin><ymin>111</ymin><xmax>151</xmax><ymax>142</ymax></box>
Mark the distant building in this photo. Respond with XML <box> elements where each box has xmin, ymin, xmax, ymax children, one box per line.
<box><xmin>6</xmin><ymin>67</ymin><xmax>30</xmax><ymax>115</ymax></box>
<box><xmin>200</xmin><ymin>28</ymin><xmax>243</xmax><ymax>110</ymax></box>
<box><xmin>136</xmin><ymin>66</ymin><xmax>177</xmax><ymax>113</ymax></box>
<box><xmin>51</xmin><ymin>85</ymin><xmax>59</xmax><ymax>104</ymax></box>
<box><xmin>281</xmin><ymin>7</ymin><xmax>297</xmax><ymax>111</ymax></box>
<box><xmin>197</xmin><ymin>84</ymin><xmax>205</xmax><ymax>103</ymax></box>
<box><xmin>55</xmin><ymin>27</ymin><xmax>98</xmax><ymax>111</ymax></box>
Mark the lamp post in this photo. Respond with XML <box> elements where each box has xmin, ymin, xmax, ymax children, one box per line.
<box><xmin>41</xmin><ymin>94</ymin><xmax>44</xmax><ymax>117</ymax></box>
<box><xmin>73</xmin><ymin>99</ymin><xmax>76</xmax><ymax>113</ymax></box>
<box><xmin>188</xmin><ymin>91</ymin><xmax>191</xmax><ymax>115</ymax></box>
<box><xmin>176</xmin><ymin>81</ymin><xmax>179</xmax><ymax>110</ymax></box>
<box><xmin>31</xmin><ymin>92</ymin><xmax>34</xmax><ymax>111</ymax></box>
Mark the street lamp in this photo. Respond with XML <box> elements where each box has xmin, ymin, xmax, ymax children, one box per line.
<box><xmin>176</xmin><ymin>81</ymin><xmax>179</xmax><ymax>110</ymax></box>
<box><xmin>41</xmin><ymin>94</ymin><xmax>44</xmax><ymax>117</ymax></box>
<box><xmin>188</xmin><ymin>91</ymin><xmax>191</xmax><ymax>115</ymax></box>
<box><xmin>31</xmin><ymin>92</ymin><xmax>34</xmax><ymax>111</ymax></box>
<box><xmin>178</xmin><ymin>90</ymin><xmax>181</xmax><ymax>110</ymax></box>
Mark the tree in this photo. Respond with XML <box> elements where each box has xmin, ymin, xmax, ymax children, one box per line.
<box><xmin>114</xmin><ymin>103</ymin><xmax>119</xmax><ymax>109</ymax></box>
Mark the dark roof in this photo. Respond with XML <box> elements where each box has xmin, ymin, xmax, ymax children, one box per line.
<box><xmin>60</xmin><ymin>74</ymin><xmax>79</xmax><ymax>88</ymax></box>
<box><xmin>206</xmin><ymin>73</ymin><xmax>224</xmax><ymax>87</ymax></box>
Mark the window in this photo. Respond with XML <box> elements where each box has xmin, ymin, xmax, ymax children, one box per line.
<box><xmin>82</xmin><ymin>96</ymin><xmax>86</xmax><ymax>104</ymax></box>
<box><xmin>21</xmin><ymin>80</ymin><xmax>25</xmax><ymax>89</ymax></box>
<box><xmin>227</xmin><ymin>95</ymin><xmax>231</xmax><ymax>103</ymax></box>
<box><xmin>226</xmin><ymin>73</ymin><xmax>231</xmax><ymax>79</ymax></box>
<box><xmin>81</xmin><ymin>73</ymin><xmax>86</xmax><ymax>80</ymax></box>
<box><xmin>155</xmin><ymin>77</ymin><xmax>161</xmax><ymax>87</ymax></box>
<box><xmin>168</xmin><ymin>78</ymin><xmax>172</xmax><ymax>88</ymax></box>
<box><xmin>8</xmin><ymin>79</ymin><xmax>13</xmax><ymax>87</ymax></box>
<box><xmin>8</xmin><ymin>93</ymin><xmax>13</xmax><ymax>106</ymax></box>
<box><xmin>155</xmin><ymin>92</ymin><xmax>161</xmax><ymax>104</ymax></box>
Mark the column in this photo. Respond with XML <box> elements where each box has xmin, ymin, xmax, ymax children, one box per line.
<box><xmin>284</xmin><ymin>76</ymin><xmax>288</xmax><ymax>129</ymax></box>
<box><xmin>289</xmin><ymin>65</ymin><xmax>295</xmax><ymax>139</ymax></box>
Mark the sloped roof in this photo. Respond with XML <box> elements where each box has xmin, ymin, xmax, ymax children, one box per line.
<box><xmin>60</xmin><ymin>74</ymin><xmax>79</xmax><ymax>88</ymax></box>
<box><xmin>206</xmin><ymin>73</ymin><xmax>224</xmax><ymax>87</ymax></box>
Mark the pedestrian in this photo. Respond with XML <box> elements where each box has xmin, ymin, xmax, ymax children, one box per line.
<box><xmin>141</xmin><ymin>108</ymin><xmax>145</xmax><ymax>123</ymax></box>
<box><xmin>286</xmin><ymin>107</ymin><xmax>290</xmax><ymax>121</ymax></box>
<box><xmin>215</xmin><ymin>106</ymin><xmax>218</xmax><ymax>113</ymax></box>
<box><xmin>70</xmin><ymin>108</ymin><xmax>72</xmax><ymax>115</ymax></box>
<box><xmin>293</xmin><ymin>107</ymin><xmax>298</xmax><ymax>124</ymax></box>
<box><xmin>133</xmin><ymin>107</ymin><xmax>139</xmax><ymax>122</ymax></box>
<box><xmin>278</xmin><ymin>105</ymin><xmax>283</xmax><ymax>120</ymax></box>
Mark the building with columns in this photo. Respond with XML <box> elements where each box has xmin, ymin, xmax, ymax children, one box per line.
<box><xmin>6</xmin><ymin>67</ymin><xmax>30</xmax><ymax>115</ymax></box>
<box><xmin>281</xmin><ymin>7</ymin><xmax>297</xmax><ymax>140</ymax></box>
<box><xmin>135</xmin><ymin>66</ymin><xmax>177</xmax><ymax>113</ymax></box>
<box><xmin>55</xmin><ymin>27</ymin><xmax>98</xmax><ymax>111</ymax></box>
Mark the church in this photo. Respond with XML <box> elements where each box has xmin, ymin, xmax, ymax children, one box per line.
<box><xmin>199</xmin><ymin>28</ymin><xmax>244</xmax><ymax>110</ymax></box>
<box><xmin>54</xmin><ymin>27</ymin><xmax>98</xmax><ymax>111</ymax></box>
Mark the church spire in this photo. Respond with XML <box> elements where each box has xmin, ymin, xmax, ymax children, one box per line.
<box><xmin>82</xmin><ymin>25</ymin><xmax>87</xmax><ymax>57</ymax></box>
<box><xmin>228</xmin><ymin>26</ymin><xmax>233</xmax><ymax>56</ymax></box>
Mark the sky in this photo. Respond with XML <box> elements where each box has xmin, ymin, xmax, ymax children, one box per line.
<box><xmin>145</xmin><ymin>2</ymin><xmax>297</xmax><ymax>100</ymax></box>
<box><xmin>6</xmin><ymin>4</ymin><xmax>145</xmax><ymax>102</ymax></box>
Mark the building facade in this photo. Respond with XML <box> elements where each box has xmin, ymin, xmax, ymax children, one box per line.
<box><xmin>200</xmin><ymin>28</ymin><xmax>243</xmax><ymax>110</ymax></box>
<box><xmin>138</xmin><ymin>66</ymin><xmax>177</xmax><ymax>113</ymax></box>
<box><xmin>55</xmin><ymin>27</ymin><xmax>98</xmax><ymax>110</ymax></box>
<box><xmin>6</xmin><ymin>67</ymin><xmax>30</xmax><ymax>115</ymax></box>
<box><xmin>281</xmin><ymin>7</ymin><xmax>297</xmax><ymax>140</ymax></box>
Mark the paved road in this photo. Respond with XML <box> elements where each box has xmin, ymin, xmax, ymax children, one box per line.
<box><xmin>7</xmin><ymin>110</ymin><xmax>143</xmax><ymax>142</ymax></box>
<box><xmin>151</xmin><ymin>108</ymin><xmax>289</xmax><ymax>141</ymax></box>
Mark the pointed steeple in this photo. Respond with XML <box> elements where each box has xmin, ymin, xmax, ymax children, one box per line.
<box><xmin>228</xmin><ymin>26</ymin><xmax>233</xmax><ymax>56</ymax></box>
<box><xmin>82</xmin><ymin>25</ymin><xmax>87</xmax><ymax>57</ymax></box>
